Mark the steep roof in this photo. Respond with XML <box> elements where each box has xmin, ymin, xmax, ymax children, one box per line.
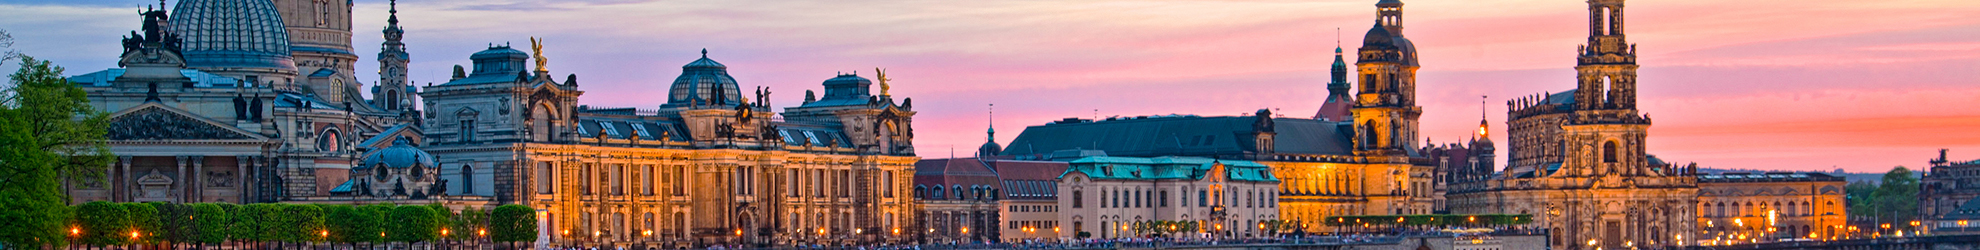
<box><xmin>1061</xmin><ymin>156</ymin><xmax>1277</xmax><ymax>182</ymax></box>
<box><xmin>1001</xmin><ymin>115</ymin><xmax>1352</xmax><ymax>157</ymax></box>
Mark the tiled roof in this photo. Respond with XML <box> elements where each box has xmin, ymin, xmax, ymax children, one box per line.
<box><xmin>1062</xmin><ymin>156</ymin><xmax>1277</xmax><ymax>183</ymax></box>
<box><xmin>1001</xmin><ymin>115</ymin><xmax>1354</xmax><ymax>157</ymax></box>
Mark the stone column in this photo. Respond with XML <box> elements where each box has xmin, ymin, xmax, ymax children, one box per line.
<box><xmin>176</xmin><ymin>156</ymin><xmax>188</xmax><ymax>203</ymax></box>
<box><xmin>239</xmin><ymin>156</ymin><xmax>253</xmax><ymax>203</ymax></box>
<box><xmin>190</xmin><ymin>156</ymin><xmax>203</xmax><ymax>202</ymax></box>
<box><xmin>119</xmin><ymin>156</ymin><xmax>132</xmax><ymax>202</ymax></box>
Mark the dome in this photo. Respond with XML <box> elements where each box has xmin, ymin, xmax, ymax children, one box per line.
<box><xmin>1362</xmin><ymin>24</ymin><xmax>1395</xmax><ymax>48</ymax></box>
<box><xmin>664</xmin><ymin>50</ymin><xmax>743</xmax><ymax>108</ymax></box>
<box><xmin>358</xmin><ymin>138</ymin><xmax>435</xmax><ymax>169</ymax></box>
<box><xmin>169</xmin><ymin>0</ymin><xmax>296</xmax><ymax>71</ymax></box>
<box><xmin>470</xmin><ymin>46</ymin><xmax>529</xmax><ymax>61</ymax></box>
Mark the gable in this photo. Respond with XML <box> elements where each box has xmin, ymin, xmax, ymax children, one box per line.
<box><xmin>106</xmin><ymin>104</ymin><xmax>264</xmax><ymax>141</ymax></box>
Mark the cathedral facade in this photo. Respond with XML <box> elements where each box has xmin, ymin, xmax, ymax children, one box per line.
<box><xmin>1445</xmin><ymin>0</ymin><xmax>1700</xmax><ymax>249</ymax></box>
<box><xmin>418</xmin><ymin>48</ymin><xmax>919</xmax><ymax>247</ymax></box>
<box><xmin>63</xmin><ymin>0</ymin><xmax>424</xmax><ymax>205</ymax></box>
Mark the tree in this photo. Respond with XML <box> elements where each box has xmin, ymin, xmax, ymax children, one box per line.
<box><xmin>192</xmin><ymin>203</ymin><xmax>227</xmax><ymax>249</ymax></box>
<box><xmin>235</xmin><ymin>203</ymin><xmax>281</xmax><ymax>249</ymax></box>
<box><xmin>152</xmin><ymin>202</ymin><xmax>195</xmax><ymax>249</ymax></box>
<box><xmin>356</xmin><ymin>204</ymin><xmax>391</xmax><ymax>247</ymax></box>
<box><xmin>390</xmin><ymin>205</ymin><xmax>441</xmax><ymax>244</ymax></box>
<box><xmin>0</xmin><ymin>52</ymin><xmax>112</xmax><ymax>249</ymax></box>
<box><xmin>218</xmin><ymin>203</ymin><xmax>248</xmax><ymax>249</ymax></box>
<box><xmin>285</xmin><ymin>204</ymin><xmax>325</xmax><ymax>247</ymax></box>
<box><xmin>123</xmin><ymin>203</ymin><xmax>160</xmax><ymax>246</ymax></box>
<box><xmin>490</xmin><ymin>204</ymin><xmax>537</xmax><ymax>249</ymax></box>
<box><xmin>74</xmin><ymin>201</ymin><xmax>129</xmax><ymax>248</ymax></box>
<box><xmin>1874</xmin><ymin>166</ymin><xmax>1920</xmax><ymax>229</ymax></box>
<box><xmin>451</xmin><ymin>207</ymin><xmax>488</xmax><ymax>241</ymax></box>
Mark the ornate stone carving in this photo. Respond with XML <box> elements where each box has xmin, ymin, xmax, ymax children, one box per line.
<box><xmin>108</xmin><ymin>106</ymin><xmax>251</xmax><ymax>140</ymax></box>
<box><xmin>207</xmin><ymin>170</ymin><xmax>235</xmax><ymax>187</ymax></box>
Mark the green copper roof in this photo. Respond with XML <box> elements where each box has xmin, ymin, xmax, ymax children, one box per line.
<box><xmin>1060</xmin><ymin>156</ymin><xmax>1277</xmax><ymax>183</ymax></box>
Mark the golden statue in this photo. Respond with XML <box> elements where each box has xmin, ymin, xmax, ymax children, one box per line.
<box><xmin>529</xmin><ymin>37</ymin><xmax>548</xmax><ymax>72</ymax></box>
<box><xmin>875</xmin><ymin>67</ymin><xmax>891</xmax><ymax>96</ymax></box>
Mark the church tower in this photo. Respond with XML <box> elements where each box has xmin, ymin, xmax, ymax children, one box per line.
<box><xmin>1314</xmin><ymin>45</ymin><xmax>1355</xmax><ymax>121</ymax></box>
<box><xmin>373</xmin><ymin>0</ymin><xmax>412</xmax><ymax>112</ymax></box>
<box><xmin>1577</xmin><ymin>0</ymin><xmax>1637</xmax><ymax>111</ymax></box>
<box><xmin>1567</xmin><ymin>0</ymin><xmax>1650</xmax><ymax>178</ymax></box>
<box><xmin>274</xmin><ymin>0</ymin><xmax>361</xmax><ymax>103</ymax></box>
<box><xmin>1351</xmin><ymin>0</ymin><xmax>1422</xmax><ymax>157</ymax></box>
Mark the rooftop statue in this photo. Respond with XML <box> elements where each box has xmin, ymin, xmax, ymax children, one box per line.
<box><xmin>530</xmin><ymin>37</ymin><xmax>548</xmax><ymax>72</ymax></box>
<box><xmin>875</xmin><ymin>67</ymin><xmax>891</xmax><ymax>96</ymax></box>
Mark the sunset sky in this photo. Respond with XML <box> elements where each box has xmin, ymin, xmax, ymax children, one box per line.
<box><xmin>4</xmin><ymin>0</ymin><xmax>1977</xmax><ymax>172</ymax></box>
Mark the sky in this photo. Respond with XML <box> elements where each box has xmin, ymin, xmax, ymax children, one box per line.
<box><xmin>3</xmin><ymin>0</ymin><xmax>1977</xmax><ymax>173</ymax></box>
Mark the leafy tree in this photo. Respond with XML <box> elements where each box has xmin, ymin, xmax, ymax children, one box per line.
<box><xmin>217</xmin><ymin>203</ymin><xmax>247</xmax><ymax>249</ymax></box>
<box><xmin>192</xmin><ymin>203</ymin><xmax>227</xmax><ymax>248</ymax></box>
<box><xmin>451</xmin><ymin>207</ymin><xmax>489</xmax><ymax>241</ymax></box>
<box><xmin>74</xmin><ymin>201</ymin><xmax>129</xmax><ymax>247</ymax></box>
<box><xmin>234</xmin><ymin>203</ymin><xmax>281</xmax><ymax>249</ymax></box>
<box><xmin>285</xmin><ymin>204</ymin><xmax>325</xmax><ymax>246</ymax></box>
<box><xmin>489</xmin><ymin>204</ymin><xmax>537</xmax><ymax>248</ymax></box>
<box><xmin>1874</xmin><ymin>166</ymin><xmax>1920</xmax><ymax>228</ymax></box>
<box><xmin>390</xmin><ymin>205</ymin><xmax>441</xmax><ymax>243</ymax></box>
<box><xmin>0</xmin><ymin>51</ymin><xmax>112</xmax><ymax>249</ymax></box>
<box><xmin>123</xmin><ymin>203</ymin><xmax>160</xmax><ymax>246</ymax></box>
<box><xmin>356</xmin><ymin>204</ymin><xmax>391</xmax><ymax>246</ymax></box>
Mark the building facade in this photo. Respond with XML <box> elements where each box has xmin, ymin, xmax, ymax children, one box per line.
<box><xmin>1445</xmin><ymin>0</ymin><xmax>1700</xmax><ymax>249</ymax></box>
<box><xmin>63</xmin><ymin>0</ymin><xmax>423</xmax><ymax>205</ymax></box>
<box><xmin>987</xmin><ymin>159</ymin><xmax>1070</xmax><ymax>242</ymax></box>
<box><xmin>1924</xmin><ymin>149</ymin><xmax>1980</xmax><ymax>232</ymax></box>
<box><xmin>1003</xmin><ymin>0</ymin><xmax>1443</xmax><ymax>233</ymax></box>
<box><xmin>1055</xmin><ymin>156</ymin><xmax>1280</xmax><ymax>239</ymax></box>
<box><xmin>912</xmin><ymin>158</ymin><xmax>1002</xmax><ymax>243</ymax></box>
<box><xmin>1696</xmin><ymin>172</ymin><xmax>1847</xmax><ymax>243</ymax></box>
<box><xmin>419</xmin><ymin>49</ymin><xmax>919</xmax><ymax>247</ymax></box>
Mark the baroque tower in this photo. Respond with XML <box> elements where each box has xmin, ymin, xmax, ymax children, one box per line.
<box><xmin>1568</xmin><ymin>0</ymin><xmax>1648</xmax><ymax>178</ymax></box>
<box><xmin>274</xmin><ymin>0</ymin><xmax>361</xmax><ymax>103</ymax></box>
<box><xmin>1351</xmin><ymin>0</ymin><xmax>1422</xmax><ymax>157</ymax></box>
<box><xmin>1349</xmin><ymin>0</ymin><xmax>1424</xmax><ymax>215</ymax></box>
<box><xmin>1314</xmin><ymin>44</ymin><xmax>1355</xmax><ymax>121</ymax></box>
<box><xmin>373</xmin><ymin>0</ymin><xmax>412</xmax><ymax>112</ymax></box>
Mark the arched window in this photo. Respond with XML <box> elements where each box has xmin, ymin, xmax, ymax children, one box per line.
<box><xmin>932</xmin><ymin>186</ymin><xmax>944</xmax><ymax>200</ymax></box>
<box><xmin>953</xmin><ymin>185</ymin><xmax>964</xmax><ymax>200</ymax></box>
<box><xmin>386</xmin><ymin>90</ymin><xmax>401</xmax><ymax>110</ymax></box>
<box><xmin>1603</xmin><ymin>141</ymin><xmax>1618</xmax><ymax>163</ymax></box>
<box><xmin>317</xmin><ymin>128</ymin><xmax>341</xmax><ymax>152</ymax></box>
<box><xmin>1362</xmin><ymin>121</ymin><xmax>1380</xmax><ymax>148</ymax></box>
<box><xmin>1072</xmin><ymin>190</ymin><xmax>1084</xmax><ymax>208</ymax></box>
<box><xmin>461</xmin><ymin>164</ymin><xmax>475</xmax><ymax>194</ymax></box>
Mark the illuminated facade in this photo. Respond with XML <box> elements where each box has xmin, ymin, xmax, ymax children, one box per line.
<box><xmin>1446</xmin><ymin>0</ymin><xmax>1700</xmax><ymax>249</ymax></box>
<box><xmin>420</xmin><ymin>50</ymin><xmax>918</xmax><ymax>247</ymax></box>
<box><xmin>1695</xmin><ymin>172</ymin><xmax>1847</xmax><ymax>242</ymax></box>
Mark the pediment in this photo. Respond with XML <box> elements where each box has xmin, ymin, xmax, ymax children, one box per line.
<box><xmin>106</xmin><ymin>102</ymin><xmax>266</xmax><ymax>141</ymax></box>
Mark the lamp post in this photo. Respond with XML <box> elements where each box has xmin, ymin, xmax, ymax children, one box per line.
<box><xmin>67</xmin><ymin>226</ymin><xmax>78</xmax><ymax>250</ymax></box>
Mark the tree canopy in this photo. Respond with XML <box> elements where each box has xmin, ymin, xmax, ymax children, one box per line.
<box><xmin>0</xmin><ymin>42</ymin><xmax>113</xmax><ymax>248</ymax></box>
